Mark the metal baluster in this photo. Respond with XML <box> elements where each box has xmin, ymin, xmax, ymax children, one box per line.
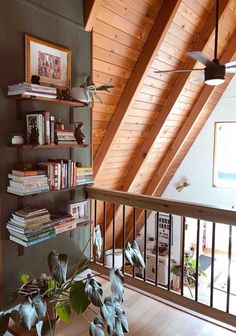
<box><xmin>122</xmin><ymin>205</ymin><xmax>126</xmax><ymax>273</ymax></box>
<box><xmin>210</xmin><ymin>222</ymin><xmax>216</xmax><ymax>307</ymax></box>
<box><xmin>181</xmin><ymin>217</ymin><xmax>186</xmax><ymax>296</ymax></box>
<box><xmin>155</xmin><ymin>212</ymin><xmax>159</xmax><ymax>286</ymax></box>
<box><xmin>226</xmin><ymin>225</ymin><xmax>232</xmax><ymax>313</ymax></box>
<box><xmin>144</xmin><ymin>209</ymin><xmax>147</xmax><ymax>281</ymax></box>
<box><xmin>94</xmin><ymin>199</ymin><xmax>97</xmax><ymax>227</ymax></box>
<box><xmin>195</xmin><ymin>219</ymin><xmax>200</xmax><ymax>301</ymax></box>
<box><xmin>112</xmin><ymin>203</ymin><xmax>116</xmax><ymax>268</ymax></box>
<box><xmin>167</xmin><ymin>214</ymin><xmax>172</xmax><ymax>291</ymax></box>
<box><xmin>103</xmin><ymin>201</ymin><xmax>106</xmax><ymax>267</ymax></box>
<box><xmin>133</xmin><ymin>207</ymin><xmax>136</xmax><ymax>278</ymax></box>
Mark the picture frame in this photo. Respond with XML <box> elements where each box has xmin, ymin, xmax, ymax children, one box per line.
<box><xmin>68</xmin><ymin>200</ymin><xmax>89</xmax><ymax>223</ymax></box>
<box><xmin>25</xmin><ymin>34</ymin><xmax>71</xmax><ymax>89</ymax></box>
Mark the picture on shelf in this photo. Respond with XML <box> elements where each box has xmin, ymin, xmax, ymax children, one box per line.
<box><xmin>68</xmin><ymin>200</ymin><xmax>89</xmax><ymax>223</ymax></box>
<box><xmin>25</xmin><ymin>34</ymin><xmax>71</xmax><ymax>89</ymax></box>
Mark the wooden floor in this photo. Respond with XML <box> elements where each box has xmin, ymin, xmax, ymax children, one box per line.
<box><xmin>56</xmin><ymin>279</ymin><xmax>236</xmax><ymax>336</ymax></box>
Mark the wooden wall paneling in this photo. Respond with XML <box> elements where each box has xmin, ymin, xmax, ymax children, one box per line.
<box><xmin>93</xmin><ymin>0</ymin><xmax>182</xmax><ymax>179</ymax></box>
<box><xmin>121</xmin><ymin>0</ymin><xmax>230</xmax><ymax>193</ymax></box>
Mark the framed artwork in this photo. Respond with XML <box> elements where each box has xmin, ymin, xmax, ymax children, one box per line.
<box><xmin>68</xmin><ymin>200</ymin><xmax>89</xmax><ymax>223</ymax></box>
<box><xmin>25</xmin><ymin>34</ymin><xmax>71</xmax><ymax>89</ymax></box>
<box><xmin>213</xmin><ymin>122</ymin><xmax>236</xmax><ymax>189</ymax></box>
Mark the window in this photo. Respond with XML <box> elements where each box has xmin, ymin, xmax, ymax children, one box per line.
<box><xmin>213</xmin><ymin>122</ymin><xmax>236</xmax><ymax>189</ymax></box>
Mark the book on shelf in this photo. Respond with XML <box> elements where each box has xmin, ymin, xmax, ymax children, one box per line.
<box><xmin>9</xmin><ymin>231</ymin><xmax>56</xmax><ymax>247</ymax></box>
<box><xmin>26</xmin><ymin>113</ymin><xmax>45</xmax><ymax>145</ymax></box>
<box><xmin>12</xmin><ymin>168</ymin><xmax>46</xmax><ymax>177</ymax></box>
<box><xmin>8</xmin><ymin>82</ymin><xmax>57</xmax><ymax>98</ymax></box>
<box><xmin>54</xmin><ymin>130</ymin><xmax>77</xmax><ymax>145</ymax></box>
<box><xmin>6</xmin><ymin>221</ymin><xmax>54</xmax><ymax>235</ymax></box>
<box><xmin>8</xmin><ymin>174</ymin><xmax>47</xmax><ymax>182</ymax></box>
<box><xmin>55</xmin><ymin>220</ymin><xmax>77</xmax><ymax>235</ymax></box>
<box><xmin>8</xmin><ymin>228</ymin><xmax>55</xmax><ymax>242</ymax></box>
<box><xmin>50</xmin><ymin>116</ymin><xmax>55</xmax><ymax>145</ymax></box>
<box><xmin>7</xmin><ymin>186</ymin><xmax>50</xmax><ymax>196</ymax></box>
<box><xmin>9</xmin><ymin>179</ymin><xmax>49</xmax><ymax>190</ymax></box>
<box><xmin>15</xmin><ymin>206</ymin><xmax>49</xmax><ymax>218</ymax></box>
<box><xmin>11</xmin><ymin>213</ymin><xmax>51</xmax><ymax>225</ymax></box>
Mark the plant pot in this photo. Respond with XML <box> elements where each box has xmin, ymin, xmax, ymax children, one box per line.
<box><xmin>71</xmin><ymin>87</ymin><xmax>91</xmax><ymax>104</ymax></box>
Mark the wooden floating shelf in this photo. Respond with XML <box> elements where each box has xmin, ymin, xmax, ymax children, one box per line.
<box><xmin>8</xmin><ymin>182</ymin><xmax>94</xmax><ymax>197</ymax></box>
<box><xmin>11</xmin><ymin>94</ymin><xmax>88</xmax><ymax>107</ymax></box>
<box><xmin>11</xmin><ymin>144</ymin><xmax>92</xmax><ymax>149</ymax></box>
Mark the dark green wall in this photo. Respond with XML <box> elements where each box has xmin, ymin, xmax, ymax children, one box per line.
<box><xmin>0</xmin><ymin>0</ymin><xmax>91</xmax><ymax>307</ymax></box>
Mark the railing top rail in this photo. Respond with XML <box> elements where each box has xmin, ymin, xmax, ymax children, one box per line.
<box><xmin>86</xmin><ymin>187</ymin><xmax>236</xmax><ymax>226</ymax></box>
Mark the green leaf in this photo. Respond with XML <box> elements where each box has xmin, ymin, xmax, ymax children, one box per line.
<box><xmin>85</xmin><ymin>276</ymin><xmax>103</xmax><ymax>307</ymax></box>
<box><xmin>19</xmin><ymin>298</ymin><xmax>38</xmax><ymax>331</ymax></box>
<box><xmin>10</xmin><ymin>310</ymin><xmax>20</xmax><ymax>325</ymax></box>
<box><xmin>89</xmin><ymin>317</ymin><xmax>105</xmax><ymax>336</ymax></box>
<box><xmin>115</xmin><ymin>307</ymin><xmax>129</xmax><ymax>333</ymax></box>
<box><xmin>114</xmin><ymin>316</ymin><xmax>124</xmax><ymax>336</ymax></box>
<box><xmin>100</xmin><ymin>297</ymin><xmax>115</xmax><ymax>331</ymax></box>
<box><xmin>70</xmin><ymin>281</ymin><xmax>90</xmax><ymax>315</ymax></box>
<box><xmin>48</xmin><ymin>250</ymin><xmax>68</xmax><ymax>284</ymax></box>
<box><xmin>56</xmin><ymin>303</ymin><xmax>71</xmax><ymax>324</ymax></box>
<box><xmin>125</xmin><ymin>241</ymin><xmax>145</xmax><ymax>268</ymax></box>
<box><xmin>110</xmin><ymin>269</ymin><xmax>124</xmax><ymax>303</ymax></box>
<box><xmin>47</xmin><ymin>279</ymin><xmax>56</xmax><ymax>290</ymax></box>
<box><xmin>21</xmin><ymin>273</ymin><xmax>30</xmax><ymax>284</ymax></box>
<box><xmin>36</xmin><ymin>320</ymin><xmax>43</xmax><ymax>336</ymax></box>
<box><xmin>32</xmin><ymin>295</ymin><xmax>47</xmax><ymax>320</ymax></box>
<box><xmin>0</xmin><ymin>312</ymin><xmax>10</xmax><ymax>335</ymax></box>
<box><xmin>93</xmin><ymin>225</ymin><xmax>103</xmax><ymax>259</ymax></box>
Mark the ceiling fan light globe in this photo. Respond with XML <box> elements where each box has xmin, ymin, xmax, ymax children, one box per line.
<box><xmin>205</xmin><ymin>78</ymin><xmax>225</xmax><ymax>86</ymax></box>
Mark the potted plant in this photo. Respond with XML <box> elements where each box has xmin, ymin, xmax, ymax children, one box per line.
<box><xmin>71</xmin><ymin>76</ymin><xmax>114</xmax><ymax>107</ymax></box>
<box><xmin>0</xmin><ymin>225</ymin><xmax>145</xmax><ymax>336</ymax></box>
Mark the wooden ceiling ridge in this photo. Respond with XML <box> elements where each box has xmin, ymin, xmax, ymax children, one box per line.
<box><xmin>121</xmin><ymin>0</ymin><xmax>231</xmax><ymax>193</ymax></box>
<box><xmin>93</xmin><ymin>0</ymin><xmax>182</xmax><ymax>179</ymax></box>
<box><xmin>83</xmin><ymin>0</ymin><xmax>103</xmax><ymax>32</ymax></box>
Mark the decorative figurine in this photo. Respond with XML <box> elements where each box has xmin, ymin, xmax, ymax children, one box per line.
<box><xmin>28</xmin><ymin>121</ymin><xmax>39</xmax><ymax>146</ymax></box>
<box><xmin>55</xmin><ymin>118</ymin><xmax>65</xmax><ymax>131</ymax></box>
<box><xmin>74</xmin><ymin>122</ymin><xmax>85</xmax><ymax>145</ymax></box>
<box><xmin>31</xmin><ymin>75</ymin><xmax>40</xmax><ymax>85</ymax></box>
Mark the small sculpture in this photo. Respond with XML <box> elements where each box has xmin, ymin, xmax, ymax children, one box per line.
<box><xmin>31</xmin><ymin>75</ymin><xmax>40</xmax><ymax>85</ymax></box>
<box><xmin>74</xmin><ymin>122</ymin><xmax>85</xmax><ymax>145</ymax></box>
<box><xmin>29</xmin><ymin>121</ymin><xmax>39</xmax><ymax>146</ymax></box>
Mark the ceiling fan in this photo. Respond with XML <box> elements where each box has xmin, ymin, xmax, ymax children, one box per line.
<box><xmin>154</xmin><ymin>0</ymin><xmax>236</xmax><ymax>85</ymax></box>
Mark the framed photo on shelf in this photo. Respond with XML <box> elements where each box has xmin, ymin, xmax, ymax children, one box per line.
<box><xmin>25</xmin><ymin>34</ymin><xmax>71</xmax><ymax>89</ymax></box>
<box><xmin>68</xmin><ymin>200</ymin><xmax>89</xmax><ymax>223</ymax></box>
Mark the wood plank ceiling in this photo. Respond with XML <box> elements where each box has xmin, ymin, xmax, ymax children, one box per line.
<box><xmin>84</xmin><ymin>0</ymin><xmax>236</xmax><ymax>199</ymax></box>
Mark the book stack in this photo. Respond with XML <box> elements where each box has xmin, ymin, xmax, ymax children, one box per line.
<box><xmin>55</xmin><ymin>130</ymin><xmax>77</xmax><ymax>145</ymax></box>
<box><xmin>8</xmin><ymin>82</ymin><xmax>57</xmax><ymax>99</ymax></box>
<box><xmin>6</xmin><ymin>207</ymin><xmax>55</xmax><ymax>247</ymax></box>
<box><xmin>26</xmin><ymin>112</ymin><xmax>54</xmax><ymax>145</ymax></box>
<box><xmin>7</xmin><ymin>168</ymin><xmax>50</xmax><ymax>196</ymax></box>
<box><xmin>37</xmin><ymin>161</ymin><xmax>93</xmax><ymax>190</ymax></box>
<box><xmin>51</xmin><ymin>212</ymin><xmax>77</xmax><ymax>235</ymax></box>
<box><xmin>76</xmin><ymin>166</ymin><xmax>93</xmax><ymax>185</ymax></box>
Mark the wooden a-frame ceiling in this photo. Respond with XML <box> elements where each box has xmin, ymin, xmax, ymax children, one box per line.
<box><xmin>84</xmin><ymin>0</ymin><xmax>236</xmax><ymax>199</ymax></box>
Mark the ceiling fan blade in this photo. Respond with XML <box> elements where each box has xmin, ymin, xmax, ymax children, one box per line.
<box><xmin>194</xmin><ymin>73</ymin><xmax>205</xmax><ymax>82</ymax></box>
<box><xmin>154</xmin><ymin>68</ymin><xmax>204</xmax><ymax>74</ymax></box>
<box><xmin>226</xmin><ymin>67</ymin><xmax>236</xmax><ymax>74</ymax></box>
<box><xmin>187</xmin><ymin>51</ymin><xmax>216</xmax><ymax>66</ymax></box>
<box><xmin>225</xmin><ymin>60</ymin><xmax>236</xmax><ymax>68</ymax></box>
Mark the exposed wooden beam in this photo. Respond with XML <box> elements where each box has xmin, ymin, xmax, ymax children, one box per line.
<box><xmin>83</xmin><ymin>0</ymin><xmax>103</xmax><ymax>32</ymax></box>
<box><xmin>121</xmin><ymin>0</ymin><xmax>230</xmax><ymax>192</ymax></box>
<box><xmin>146</xmin><ymin>31</ymin><xmax>236</xmax><ymax>197</ymax></box>
<box><xmin>93</xmin><ymin>0</ymin><xmax>182</xmax><ymax>178</ymax></box>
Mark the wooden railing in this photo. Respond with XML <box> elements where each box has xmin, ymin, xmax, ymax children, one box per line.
<box><xmin>86</xmin><ymin>186</ymin><xmax>236</xmax><ymax>329</ymax></box>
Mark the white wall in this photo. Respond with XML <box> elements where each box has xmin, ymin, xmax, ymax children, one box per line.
<box><xmin>163</xmin><ymin>75</ymin><xmax>236</xmax><ymax>211</ymax></box>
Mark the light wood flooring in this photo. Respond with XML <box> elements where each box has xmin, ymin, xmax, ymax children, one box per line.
<box><xmin>56</xmin><ymin>279</ymin><xmax>236</xmax><ymax>336</ymax></box>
